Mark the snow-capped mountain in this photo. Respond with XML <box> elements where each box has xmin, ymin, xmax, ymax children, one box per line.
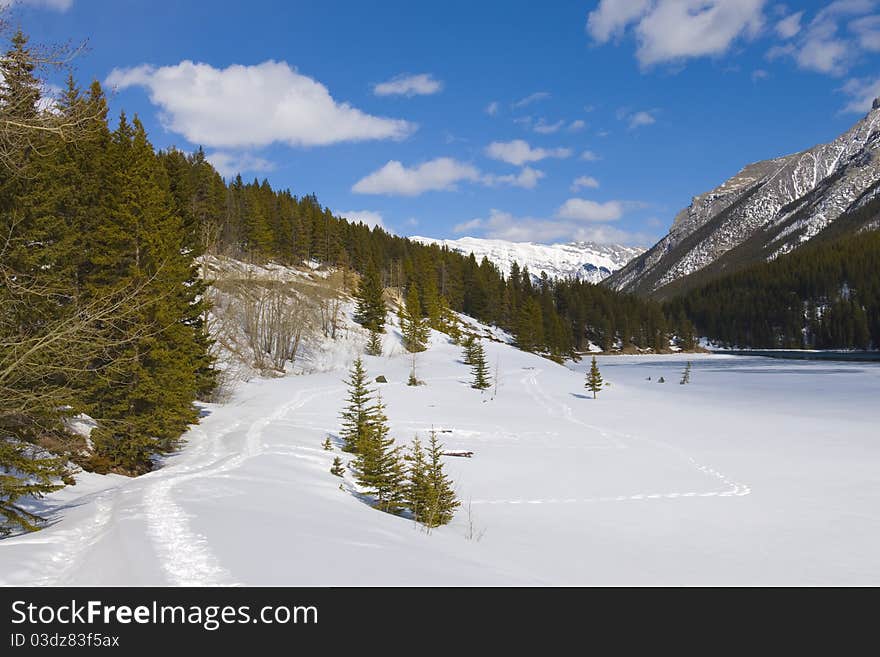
<box><xmin>607</xmin><ymin>97</ymin><xmax>880</xmax><ymax>297</ymax></box>
<box><xmin>410</xmin><ymin>236</ymin><xmax>644</xmax><ymax>283</ymax></box>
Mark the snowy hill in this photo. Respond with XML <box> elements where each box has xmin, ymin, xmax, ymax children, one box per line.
<box><xmin>411</xmin><ymin>236</ymin><xmax>643</xmax><ymax>283</ymax></box>
<box><xmin>607</xmin><ymin>98</ymin><xmax>880</xmax><ymax>297</ymax></box>
<box><xmin>2</xmin><ymin>277</ymin><xmax>879</xmax><ymax>583</ymax></box>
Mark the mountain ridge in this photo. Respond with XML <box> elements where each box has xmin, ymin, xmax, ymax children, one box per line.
<box><xmin>607</xmin><ymin>98</ymin><xmax>880</xmax><ymax>298</ymax></box>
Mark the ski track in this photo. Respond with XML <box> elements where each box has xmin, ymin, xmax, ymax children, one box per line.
<box><xmin>508</xmin><ymin>368</ymin><xmax>751</xmax><ymax>506</ymax></box>
<box><xmin>142</xmin><ymin>384</ymin><xmax>341</xmax><ymax>586</ymax></box>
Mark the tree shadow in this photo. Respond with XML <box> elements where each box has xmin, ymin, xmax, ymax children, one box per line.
<box><xmin>569</xmin><ymin>393</ymin><xmax>590</xmax><ymax>400</ymax></box>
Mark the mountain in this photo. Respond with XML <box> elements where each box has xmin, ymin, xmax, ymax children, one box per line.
<box><xmin>606</xmin><ymin>98</ymin><xmax>880</xmax><ymax>298</ymax></box>
<box><xmin>410</xmin><ymin>236</ymin><xmax>644</xmax><ymax>283</ymax></box>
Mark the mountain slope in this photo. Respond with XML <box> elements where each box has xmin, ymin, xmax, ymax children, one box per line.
<box><xmin>607</xmin><ymin>99</ymin><xmax>880</xmax><ymax>298</ymax></box>
<box><xmin>411</xmin><ymin>236</ymin><xmax>643</xmax><ymax>283</ymax></box>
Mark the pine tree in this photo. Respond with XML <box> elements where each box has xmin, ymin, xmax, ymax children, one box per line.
<box><xmin>461</xmin><ymin>333</ymin><xmax>476</xmax><ymax>365</ymax></box>
<box><xmin>353</xmin><ymin>262</ymin><xmax>386</xmax><ymax>333</ymax></box>
<box><xmin>586</xmin><ymin>356</ymin><xmax>604</xmax><ymax>399</ymax></box>
<box><xmin>330</xmin><ymin>456</ymin><xmax>345</xmax><ymax>477</ymax></box>
<box><xmin>400</xmin><ymin>286</ymin><xmax>428</xmax><ymax>353</ymax></box>
<box><xmin>339</xmin><ymin>357</ymin><xmax>373</xmax><ymax>453</ymax></box>
<box><xmin>353</xmin><ymin>392</ymin><xmax>405</xmax><ymax>513</ymax></box>
<box><xmin>422</xmin><ymin>430</ymin><xmax>460</xmax><ymax>527</ymax></box>
<box><xmin>470</xmin><ymin>340</ymin><xmax>491</xmax><ymax>390</ymax></box>
<box><xmin>404</xmin><ymin>436</ymin><xmax>430</xmax><ymax>523</ymax></box>
<box><xmin>680</xmin><ymin>361</ymin><xmax>692</xmax><ymax>385</ymax></box>
<box><xmin>365</xmin><ymin>329</ymin><xmax>382</xmax><ymax>356</ymax></box>
<box><xmin>322</xmin><ymin>437</ymin><xmax>333</xmax><ymax>451</ymax></box>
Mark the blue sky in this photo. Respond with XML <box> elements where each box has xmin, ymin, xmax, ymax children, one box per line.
<box><xmin>14</xmin><ymin>0</ymin><xmax>880</xmax><ymax>246</ymax></box>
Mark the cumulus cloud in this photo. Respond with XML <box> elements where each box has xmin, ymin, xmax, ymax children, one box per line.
<box><xmin>627</xmin><ymin>110</ymin><xmax>657</xmax><ymax>129</ymax></box>
<box><xmin>453</xmin><ymin>209</ymin><xmax>650</xmax><ymax>245</ymax></box>
<box><xmin>775</xmin><ymin>11</ymin><xmax>804</xmax><ymax>38</ymax></box>
<box><xmin>587</xmin><ymin>0</ymin><xmax>765</xmax><ymax>68</ymax></box>
<box><xmin>340</xmin><ymin>210</ymin><xmax>387</xmax><ymax>231</ymax></box>
<box><xmin>207</xmin><ymin>152</ymin><xmax>274</xmax><ymax>178</ymax></box>
<box><xmin>485</xmin><ymin>139</ymin><xmax>572</xmax><ymax>166</ymax></box>
<box><xmin>486</xmin><ymin>101</ymin><xmax>500</xmax><ymax>116</ymax></box>
<box><xmin>568</xmin><ymin>119</ymin><xmax>586</xmax><ymax>131</ymax></box>
<box><xmin>752</xmin><ymin>68</ymin><xmax>770</xmax><ymax>81</ymax></box>
<box><xmin>512</xmin><ymin>91</ymin><xmax>551</xmax><ymax>108</ymax></box>
<box><xmin>768</xmin><ymin>1</ymin><xmax>879</xmax><ymax>76</ymax></box>
<box><xmin>486</xmin><ymin>166</ymin><xmax>546</xmax><ymax>189</ymax></box>
<box><xmin>840</xmin><ymin>76</ymin><xmax>880</xmax><ymax>112</ymax></box>
<box><xmin>580</xmin><ymin>149</ymin><xmax>601</xmax><ymax>161</ymax></box>
<box><xmin>571</xmin><ymin>175</ymin><xmax>600</xmax><ymax>191</ymax></box>
<box><xmin>556</xmin><ymin>198</ymin><xmax>623</xmax><ymax>222</ymax></box>
<box><xmin>533</xmin><ymin>118</ymin><xmax>565</xmax><ymax>134</ymax></box>
<box><xmin>352</xmin><ymin>157</ymin><xmax>480</xmax><ymax>196</ymax></box>
<box><xmin>105</xmin><ymin>60</ymin><xmax>415</xmax><ymax>149</ymax></box>
<box><xmin>373</xmin><ymin>73</ymin><xmax>443</xmax><ymax>97</ymax></box>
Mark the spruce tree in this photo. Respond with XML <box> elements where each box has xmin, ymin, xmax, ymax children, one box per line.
<box><xmin>353</xmin><ymin>262</ymin><xmax>386</xmax><ymax>333</ymax></box>
<box><xmin>680</xmin><ymin>361</ymin><xmax>692</xmax><ymax>385</ymax></box>
<box><xmin>586</xmin><ymin>356</ymin><xmax>604</xmax><ymax>399</ymax></box>
<box><xmin>330</xmin><ymin>456</ymin><xmax>345</xmax><ymax>477</ymax></box>
<box><xmin>461</xmin><ymin>333</ymin><xmax>476</xmax><ymax>365</ymax></box>
<box><xmin>353</xmin><ymin>392</ymin><xmax>405</xmax><ymax>513</ymax></box>
<box><xmin>322</xmin><ymin>437</ymin><xmax>333</xmax><ymax>451</ymax></box>
<box><xmin>470</xmin><ymin>340</ymin><xmax>491</xmax><ymax>390</ymax></box>
<box><xmin>423</xmin><ymin>430</ymin><xmax>460</xmax><ymax>527</ymax></box>
<box><xmin>339</xmin><ymin>357</ymin><xmax>373</xmax><ymax>453</ymax></box>
<box><xmin>365</xmin><ymin>329</ymin><xmax>382</xmax><ymax>356</ymax></box>
<box><xmin>400</xmin><ymin>286</ymin><xmax>428</xmax><ymax>353</ymax></box>
<box><xmin>404</xmin><ymin>436</ymin><xmax>430</xmax><ymax>523</ymax></box>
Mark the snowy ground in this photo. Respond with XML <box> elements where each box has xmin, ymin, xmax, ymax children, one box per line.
<box><xmin>2</xmin><ymin>331</ymin><xmax>879</xmax><ymax>585</ymax></box>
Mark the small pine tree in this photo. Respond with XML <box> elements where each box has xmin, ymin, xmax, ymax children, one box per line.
<box><xmin>470</xmin><ymin>340</ymin><xmax>491</xmax><ymax>390</ymax></box>
<box><xmin>404</xmin><ymin>436</ymin><xmax>430</xmax><ymax>523</ymax></box>
<box><xmin>461</xmin><ymin>333</ymin><xmax>476</xmax><ymax>365</ymax></box>
<box><xmin>422</xmin><ymin>430</ymin><xmax>460</xmax><ymax>527</ymax></box>
<box><xmin>353</xmin><ymin>392</ymin><xmax>405</xmax><ymax>513</ymax></box>
<box><xmin>680</xmin><ymin>361</ymin><xmax>692</xmax><ymax>385</ymax></box>
<box><xmin>330</xmin><ymin>456</ymin><xmax>345</xmax><ymax>477</ymax></box>
<box><xmin>322</xmin><ymin>437</ymin><xmax>333</xmax><ymax>451</ymax></box>
<box><xmin>339</xmin><ymin>357</ymin><xmax>373</xmax><ymax>453</ymax></box>
<box><xmin>586</xmin><ymin>356</ymin><xmax>604</xmax><ymax>399</ymax></box>
<box><xmin>400</xmin><ymin>287</ymin><xmax>428</xmax><ymax>353</ymax></box>
<box><xmin>365</xmin><ymin>329</ymin><xmax>382</xmax><ymax>356</ymax></box>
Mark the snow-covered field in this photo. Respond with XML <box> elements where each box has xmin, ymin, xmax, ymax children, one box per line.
<box><xmin>2</xmin><ymin>331</ymin><xmax>879</xmax><ymax>585</ymax></box>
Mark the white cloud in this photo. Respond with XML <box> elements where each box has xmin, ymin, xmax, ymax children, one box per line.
<box><xmin>0</xmin><ymin>0</ymin><xmax>73</xmax><ymax>10</ymax></box>
<box><xmin>840</xmin><ymin>76</ymin><xmax>880</xmax><ymax>112</ymax></box>
<box><xmin>557</xmin><ymin>198</ymin><xmax>623</xmax><ymax>222</ymax></box>
<box><xmin>769</xmin><ymin>1</ymin><xmax>878</xmax><ymax>76</ymax></box>
<box><xmin>587</xmin><ymin>0</ymin><xmax>765</xmax><ymax>68</ymax></box>
<box><xmin>533</xmin><ymin>118</ymin><xmax>565</xmax><ymax>134</ymax></box>
<box><xmin>352</xmin><ymin>157</ymin><xmax>480</xmax><ymax>196</ymax></box>
<box><xmin>105</xmin><ymin>60</ymin><xmax>414</xmax><ymax>148</ymax></box>
<box><xmin>453</xmin><ymin>209</ymin><xmax>650</xmax><ymax>245</ymax></box>
<box><xmin>207</xmin><ymin>152</ymin><xmax>275</xmax><ymax>178</ymax></box>
<box><xmin>485</xmin><ymin>139</ymin><xmax>572</xmax><ymax>166</ymax></box>
<box><xmin>486</xmin><ymin>101</ymin><xmax>500</xmax><ymax>116</ymax></box>
<box><xmin>581</xmin><ymin>149</ymin><xmax>601</xmax><ymax>161</ymax></box>
<box><xmin>373</xmin><ymin>73</ymin><xmax>443</xmax><ymax>97</ymax></box>
<box><xmin>486</xmin><ymin>166</ymin><xmax>546</xmax><ymax>189</ymax></box>
<box><xmin>627</xmin><ymin>110</ymin><xmax>656</xmax><ymax>129</ymax></box>
<box><xmin>340</xmin><ymin>210</ymin><xmax>387</xmax><ymax>231</ymax></box>
<box><xmin>512</xmin><ymin>91</ymin><xmax>550</xmax><ymax>108</ymax></box>
<box><xmin>568</xmin><ymin>119</ymin><xmax>586</xmax><ymax>131</ymax></box>
<box><xmin>851</xmin><ymin>14</ymin><xmax>880</xmax><ymax>50</ymax></box>
<box><xmin>752</xmin><ymin>68</ymin><xmax>770</xmax><ymax>81</ymax></box>
<box><xmin>775</xmin><ymin>11</ymin><xmax>804</xmax><ymax>38</ymax></box>
<box><xmin>571</xmin><ymin>175</ymin><xmax>600</xmax><ymax>191</ymax></box>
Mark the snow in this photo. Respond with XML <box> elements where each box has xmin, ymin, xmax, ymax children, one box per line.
<box><xmin>2</xmin><ymin>314</ymin><xmax>879</xmax><ymax>584</ymax></box>
<box><xmin>410</xmin><ymin>236</ymin><xmax>643</xmax><ymax>283</ymax></box>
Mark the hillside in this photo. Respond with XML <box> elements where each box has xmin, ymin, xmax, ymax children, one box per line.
<box><xmin>607</xmin><ymin>99</ymin><xmax>880</xmax><ymax>298</ymax></box>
